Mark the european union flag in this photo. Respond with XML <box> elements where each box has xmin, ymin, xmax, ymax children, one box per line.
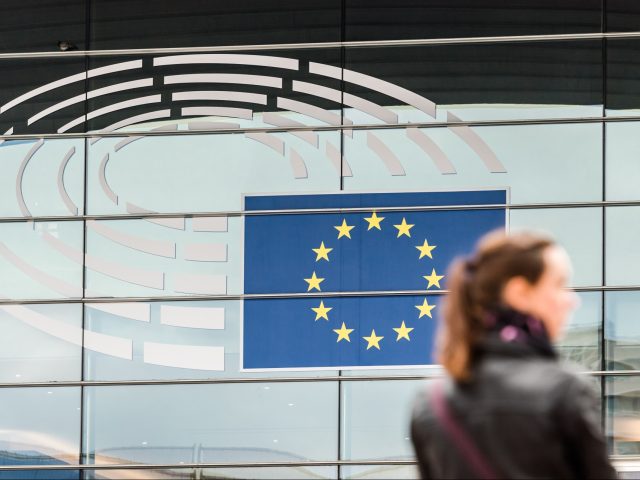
<box><xmin>242</xmin><ymin>190</ymin><xmax>506</xmax><ymax>370</ymax></box>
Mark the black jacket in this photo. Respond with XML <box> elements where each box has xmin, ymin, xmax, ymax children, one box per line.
<box><xmin>411</xmin><ymin>336</ymin><xmax>616</xmax><ymax>479</ymax></box>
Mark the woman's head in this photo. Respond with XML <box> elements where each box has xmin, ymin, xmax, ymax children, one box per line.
<box><xmin>437</xmin><ymin>230</ymin><xmax>578</xmax><ymax>381</ymax></box>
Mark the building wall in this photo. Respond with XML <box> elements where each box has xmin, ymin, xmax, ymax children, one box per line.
<box><xmin>1</xmin><ymin>1</ymin><xmax>640</xmax><ymax>478</ymax></box>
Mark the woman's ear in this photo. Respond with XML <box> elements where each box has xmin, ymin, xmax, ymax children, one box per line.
<box><xmin>501</xmin><ymin>276</ymin><xmax>533</xmax><ymax>313</ymax></box>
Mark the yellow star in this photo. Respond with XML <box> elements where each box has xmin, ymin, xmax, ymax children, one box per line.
<box><xmin>333</xmin><ymin>322</ymin><xmax>354</xmax><ymax>342</ymax></box>
<box><xmin>304</xmin><ymin>271</ymin><xmax>324</xmax><ymax>291</ymax></box>
<box><xmin>312</xmin><ymin>241</ymin><xmax>333</xmax><ymax>262</ymax></box>
<box><xmin>393</xmin><ymin>217</ymin><xmax>414</xmax><ymax>238</ymax></box>
<box><xmin>393</xmin><ymin>321</ymin><xmax>414</xmax><ymax>341</ymax></box>
<box><xmin>423</xmin><ymin>268</ymin><xmax>444</xmax><ymax>289</ymax></box>
<box><xmin>363</xmin><ymin>329</ymin><xmax>384</xmax><ymax>350</ymax></box>
<box><xmin>311</xmin><ymin>301</ymin><xmax>332</xmax><ymax>321</ymax></box>
<box><xmin>334</xmin><ymin>219</ymin><xmax>355</xmax><ymax>239</ymax></box>
<box><xmin>416</xmin><ymin>239</ymin><xmax>437</xmax><ymax>259</ymax></box>
<box><xmin>415</xmin><ymin>298</ymin><xmax>436</xmax><ymax>318</ymax></box>
<box><xmin>364</xmin><ymin>211</ymin><xmax>384</xmax><ymax>231</ymax></box>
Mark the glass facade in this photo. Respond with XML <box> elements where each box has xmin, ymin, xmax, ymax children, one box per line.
<box><xmin>1</xmin><ymin>1</ymin><xmax>640</xmax><ymax>478</ymax></box>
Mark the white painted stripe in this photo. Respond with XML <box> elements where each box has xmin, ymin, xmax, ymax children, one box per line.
<box><xmin>160</xmin><ymin>305</ymin><xmax>224</xmax><ymax>330</ymax></box>
<box><xmin>326</xmin><ymin>141</ymin><xmax>353</xmax><ymax>177</ymax></box>
<box><xmin>154</xmin><ymin>54</ymin><xmax>299</xmax><ymax>70</ymax></box>
<box><xmin>100</xmin><ymin>110</ymin><xmax>171</xmax><ymax>133</ymax></box>
<box><xmin>289</xmin><ymin>148</ymin><xmax>308</xmax><ymax>179</ymax></box>
<box><xmin>245</xmin><ymin>132</ymin><xmax>284</xmax><ymax>155</ymax></box>
<box><xmin>0</xmin><ymin>127</ymin><xmax>13</xmax><ymax>145</ymax></box>
<box><xmin>277</xmin><ymin>97</ymin><xmax>346</xmax><ymax>126</ymax></box>
<box><xmin>84</xmin><ymin>329</ymin><xmax>132</xmax><ymax>360</ymax></box>
<box><xmin>262</xmin><ymin>112</ymin><xmax>318</xmax><ymax>147</ymax></box>
<box><xmin>87</xmin><ymin>302</ymin><xmax>150</xmax><ymax>322</ymax></box>
<box><xmin>406</xmin><ymin>127</ymin><xmax>456</xmax><ymax>174</ymax></box>
<box><xmin>57</xmin><ymin>146</ymin><xmax>79</xmax><ymax>215</ymax></box>
<box><xmin>0</xmin><ymin>304</ymin><xmax>81</xmax><ymax>345</ymax></box>
<box><xmin>192</xmin><ymin>217</ymin><xmax>227</xmax><ymax>232</ymax></box>
<box><xmin>165</xmin><ymin>73</ymin><xmax>282</xmax><ymax>89</ymax></box>
<box><xmin>181</xmin><ymin>106</ymin><xmax>253</xmax><ymax>120</ymax></box>
<box><xmin>447</xmin><ymin>111</ymin><xmax>507</xmax><ymax>173</ymax></box>
<box><xmin>87</xmin><ymin>220</ymin><xmax>176</xmax><ymax>258</ymax></box>
<box><xmin>1</xmin><ymin>60</ymin><xmax>142</xmax><ymax>114</ymax></box>
<box><xmin>292</xmin><ymin>81</ymin><xmax>397</xmax><ymax>124</ymax></box>
<box><xmin>174</xmin><ymin>273</ymin><xmax>227</xmax><ymax>295</ymax></box>
<box><xmin>184</xmin><ymin>243</ymin><xmax>227</xmax><ymax>262</ymax></box>
<box><xmin>187</xmin><ymin>121</ymin><xmax>240</xmax><ymax>131</ymax></box>
<box><xmin>173</xmin><ymin>90</ymin><xmax>268</xmax><ymax>105</ymax></box>
<box><xmin>126</xmin><ymin>203</ymin><xmax>186</xmax><ymax>230</ymax></box>
<box><xmin>309</xmin><ymin>62</ymin><xmax>437</xmax><ymax>118</ymax></box>
<box><xmin>144</xmin><ymin>342</ymin><xmax>224</xmax><ymax>370</ymax></box>
<box><xmin>58</xmin><ymin>95</ymin><xmax>162</xmax><ymax>133</ymax></box>
<box><xmin>28</xmin><ymin>79</ymin><xmax>154</xmax><ymax>126</ymax></box>
<box><xmin>366</xmin><ymin>132</ymin><xmax>406</xmax><ymax>176</ymax></box>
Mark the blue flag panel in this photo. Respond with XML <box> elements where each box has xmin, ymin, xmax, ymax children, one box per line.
<box><xmin>242</xmin><ymin>190</ymin><xmax>506</xmax><ymax>370</ymax></box>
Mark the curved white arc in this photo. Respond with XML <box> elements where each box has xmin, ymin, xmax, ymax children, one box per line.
<box><xmin>144</xmin><ymin>342</ymin><xmax>224</xmax><ymax>371</ymax></box>
<box><xmin>155</xmin><ymin>53</ymin><xmax>298</xmax><ymax>70</ymax></box>
<box><xmin>183</xmin><ymin>243</ymin><xmax>227</xmax><ymax>262</ymax></box>
<box><xmin>114</xmin><ymin>136</ymin><xmax>143</xmax><ymax>152</ymax></box>
<box><xmin>0</xmin><ymin>304</ymin><xmax>81</xmax><ymax>345</ymax></box>
<box><xmin>160</xmin><ymin>305</ymin><xmax>224</xmax><ymax>330</ymax></box>
<box><xmin>245</xmin><ymin>132</ymin><xmax>285</xmax><ymax>155</ymax></box>
<box><xmin>173</xmin><ymin>91</ymin><xmax>268</xmax><ymax>105</ymax></box>
<box><xmin>289</xmin><ymin>148</ymin><xmax>308</xmax><ymax>179</ymax></box>
<box><xmin>406</xmin><ymin>127</ymin><xmax>456</xmax><ymax>174</ymax></box>
<box><xmin>277</xmin><ymin>97</ymin><xmax>351</xmax><ymax>127</ymax></box>
<box><xmin>87</xmin><ymin>220</ymin><xmax>176</xmax><ymax>258</ymax></box>
<box><xmin>174</xmin><ymin>273</ymin><xmax>227</xmax><ymax>295</ymax></box>
<box><xmin>87</xmin><ymin>302</ymin><xmax>150</xmax><ymax>322</ymax></box>
<box><xmin>366</xmin><ymin>132</ymin><xmax>406</xmax><ymax>176</ymax></box>
<box><xmin>28</xmin><ymin>79</ymin><xmax>154</xmax><ymax>126</ymax></box>
<box><xmin>447</xmin><ymin>112</ymin><xmax>507</xmax><ymax>173</ymax></box>
<box><xmin>181</xmin><ymin>106</ymin><xmax>253</xmax><ymax>120</ymax></box>
<box><xmin>126</xmin><ymin>203</ymin><xmax>186</xmax><ymax>230</ymax></box>
<box><xmin>326</xmin><ymin>141</ymin><xmax>353</xmax><ymax>177</ymax></box>
<box><xmin>164</xmin><ymin>73</ymin><xmax>282</xmax><ymax>89</ymax></box>
<box><xmin>84</xmin><ymin>329</ymin><xmax>133</xmax><ymax>360</ymax></box>
<box><xmin>1</xmin><ymin>60</ymin><xmax>143</xmax><ymax>114</ymax></box>
<box><xmin>0</xmin><ymin>127</ymin><xmax>14</xmax><ymax>145</ymax></box>
<box><xmin>41</xmin><ymin>232</ymin><xmax>165</xmax><ymax>290</ymax></box>
<box><xmin>309</xmin><ymin>62</ymin><xmax>437</xmax><ymax>118</ymax></box>
<box><xmin>57</xmin><ymin>146</ymin><xmax>79</xmax><ymax>215</ymax></box>
<box><xmin>0</xmin><ymin>242</ymin><xmax>82</xmax><ymax>297</ymax></box>
<box><xmin>16</xmin><ymin>139</ymin><xmax>45</xmax><ymax>216</ymax></box>
<box><xmin>262</xmin><ymin>112</ymin><xmax>318</xmax><ymax>147</ymax></box>
<box><xmin>292</xmin><ymin>81</ymin><xmax>398</xmax><ymax>124</ymax></box>
<box><xmin>187</xmin><ymin>121</ymin><xmax>240</xmax><ymax>131</ymax></box>
<box><xmin>59</xmin><ymin>95</ymin><xmax>162</xmax><ymax>133</ymax></box>
<box><xmin>99</xmin><ymin>154</ymin><xmax>118</xmax><ymax>205</ymax></box>
<box><xmin>98</xmin><ymin>109</ymin><xmax>171</xmax><ymax>134</ymax></box>
<box><xmin>192</xmin><ymin>217</ymin><xmax>227</xmax><ymax>232</ymax></box>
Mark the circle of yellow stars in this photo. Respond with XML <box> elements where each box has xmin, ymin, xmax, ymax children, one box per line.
<box><xmin>302</xmin><ymin>212</ymin><xmax>443</xmax><ymax>351</ymax></box>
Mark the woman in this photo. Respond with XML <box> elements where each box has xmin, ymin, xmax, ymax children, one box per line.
<box><xmin>411</xmin><ymin>230</ymin><xmax>616</xmax><ymax>479</ymax></box>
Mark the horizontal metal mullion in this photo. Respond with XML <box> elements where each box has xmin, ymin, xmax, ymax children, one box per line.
<box><xmin>5</xmin><ymin>115</ymin><xmax>640</xmax><ymax>142</ymax></box>
<box><xmin>2</xmin><ymin>370</ymin><xmax>640</xmax><ymax>389</ymax></box>
<box><xmin>1</xmin><ymin>31</ymin><xmax>640</xmax><ymax>61</ymax></box>
<box><xmin>2</xmin><ymin>284</ymin><xmax>640</xmax><ymax>305</ymax></box>
<box><xmin>4</xmin><ymin>198</ymin><xmax>640</xmax><ymax>224</ymax></box>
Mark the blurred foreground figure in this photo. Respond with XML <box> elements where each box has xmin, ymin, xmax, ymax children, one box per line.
<box><xmin>411</xmin><ymin>231</ymin><xmax>616</xmax><ymax>479</ymax></box>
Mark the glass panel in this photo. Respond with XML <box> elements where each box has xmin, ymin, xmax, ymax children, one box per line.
<box><xmin>557</xmin><ymin>292</ymin><xmax>601</xmax><ymax>371</ymax></box>
<box><xmin>0</xmin><ymin>303</ymin><xmax>82</xmax><ymax>383</ymax></box>
<box><xmin>0</xmin><ymin>57</ymin><xmax>87</xmax><ymax>136</ymax></box>
<box><xmin>606</xmin><ymin>207</ymin><xmax>640</xmax><ymax>286</ymax></box>
<box><xmin>606</xmin><ymin>122</ymin><xmax>640</xmax><ymax>200</ymax></box>
<box><xmin>344</xmin><ymin>41</ymin><xmax>602</xmax><ymax>124</ymax></box>
<box><xmin>0</xmin><ymin>138</ymin><xmax>84</xmax><ymax>218</ymax></box>
<box><xmin>87</xmin><ymin>466</ymin><xmax>337</xmax><ymax>479</ymax></box>
<box><xmin>346</xmin><ymin>0</ymin><xmax>601</xmax><ymax>41</ymax></box>
<box><xmin>510</xmin><ymin>207</ymin><xmax>603</xmax><ymax>287</ymax></box>
<box><xmin>342</xmin><ymin>123</ymin><xmax>602</xmax><ymax>204</ymax></box>
<box><xmin>0</xmin><ymin>387</ymin><xmax>80</xmax><ymax>475</ymax></box>
<box><xmin>606</xmin><ymin>376</ymin><xmax>640</xmax><ymax>455</ymax></box>
<box><xmin>89</xmin><ymin>0</ymin><xmax>342</xmax><ymax>50</ymax></box>
<box><xmin>341</xmin><ymin>464</ymin><xmax>419</xmax><ymax>480</ymax></box>
<box><xmin>83</xmin><ymin>383</ymin><xmax>338</xmax><ymax>465</ymax></box>
<box><xmin>606</xmin><ymin>40</ymin><xmax>640</xmax><ymax>116</ymax></box>
<box><xmin>607</xmin><ymin>1</ymin><xmax>640</xmax><ymax>32</ymax></box>
<box><xmin>341</xmin><ymin>379</ymin><xmax>426</xmax><ymax>460</ymax></box>
<box><xmin>0</xmin><ymin>221</ymin><xmax>83</xmax><ymax>299</ymax></box>
<box><xmin>605</xmin><ymin>291</ymin><xmax>640</xmax><ymax>371</ymax></box>
<box><xmin>0</xmin><ymin>0</ymin><xmax>86</xmax><ymax>53</ymax></box>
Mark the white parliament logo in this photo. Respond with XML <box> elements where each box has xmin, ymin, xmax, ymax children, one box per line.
<box><xmin>0</xmin><ymin>53</ymin><xmax>505</xmax><ymax>372</ymax></box>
